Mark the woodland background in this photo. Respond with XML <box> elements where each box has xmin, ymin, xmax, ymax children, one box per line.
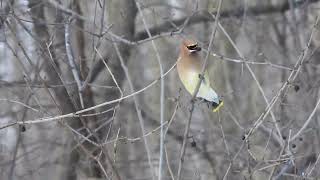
<box><xmin>0</xmin><ymin>0</ymin><xmax>320</xmax><ymax>180</ymax></box>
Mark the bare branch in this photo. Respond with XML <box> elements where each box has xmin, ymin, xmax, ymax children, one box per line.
<box><xmin>135</xmin><ymin>0</ymin><xmax>320</xmax><ymax>41</ymax></box>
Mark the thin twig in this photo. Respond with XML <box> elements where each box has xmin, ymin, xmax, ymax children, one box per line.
<box><xmin>218</xmin><ymin>111</ymin><xmax>230</xmax><ymax>157</ymax></box>
<box><xmin>306</xmin><ymin>153</ymin><xmax>320</xmax><ymax>177</ymax></box>
<box><xmin>135</xmin><ymin>1</ymin><xmax>165</xmax><ymax>179</ymax></box>
<box><xmin>64</xmin><ymin>17</ymin><xmax>84</xmax><ymax>108</ymax></box>
<box><xmin>94</xmin><ymin>47</ymin><xmax>123</xmax><ymax>97</ymax></box>
<box><xmin>290</xmin><ymin>96</ymin><xmax>320</xmax><ymax>141</ymax></box>
<box><xmin>103</xmin><ymin>120</ymin><xmax>169</xmax><ymax>145</ymax></box>
<box><xmin>0</xmin><ymin>61</ymin><xmax>177</xmax><ymax>129</ymax></box>
<box><xmin>165</xmin><ymin>145</ymin><xmax>175</xmax><ymax>180</ymax></box>
<box><xmin>217</xmin><ymin>21</ymin><xmax>284</xmax><ymax>147</ymax></box>
<box><xmin>111</xmin><ymin>35</ymin><xmax>156</xmax><ymax>179</ymax></box>
<box><xmin>223</xmin><ymin>141</ymin><xmax>246</xmax><ymax>179</ymax></box>
<box><xmin>81</xmin><ymin>0</ymin><xmax>108</xmax><ymax>90</ymax></box>
<box><xmin>0</xmin><ymin>99</ymin><xmax>40</xmax><ymax>113</ymax></box>
<box><xmin>113</xmin><ymin>127</ymin><xmax>121</xmax><ymax>163</ymax></box>
<box><xmin>244</xmin><ymin>16</ymin><xmax>319</xmax><ymax>141</ymax></box>
<box><xmin>8</xmin><ymin>93</ymin><xmax>32</xmax><ymax>180</ymax></box>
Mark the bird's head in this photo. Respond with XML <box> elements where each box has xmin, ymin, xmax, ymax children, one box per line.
<box><xmin>180</xmin><ymin>39</ymin><xmax>202</xmax><ymax>56</ymax></box>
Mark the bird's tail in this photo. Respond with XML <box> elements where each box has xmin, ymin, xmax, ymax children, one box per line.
<box><xmin>212</xmin><ymin>100</ymin><xmax>224</xmax><ymax>112</ymax></box>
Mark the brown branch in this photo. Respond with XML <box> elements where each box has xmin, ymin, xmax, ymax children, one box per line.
<box><xmin>135</xmin><ymin>0</ymin><xmax>320</xmax><ymax>41</ymax></box>
<box><xmin>0</xmin><ymin>0</ymin><xmax>13</xmax><ymax>41</ymax></box>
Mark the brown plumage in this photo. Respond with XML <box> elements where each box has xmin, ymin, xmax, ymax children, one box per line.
<box><xmin>177</xmin><ymin>40</ymin><xmax>202</xmax><ymax>75</ymax></box>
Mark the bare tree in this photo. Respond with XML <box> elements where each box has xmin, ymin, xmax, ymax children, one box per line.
<box><xmin>0</xmin><ymin>0</ymin><xmax>320</xmax><ymax>180</ymax></box>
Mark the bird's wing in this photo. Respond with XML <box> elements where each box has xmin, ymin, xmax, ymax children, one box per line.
<box><xmin>181</xmin><ymin>71</ymin><xmax>219</xmax><ymax>104</ymax></box>
<box><xmin>197</xmin><ymin>71</ymin><xmax>219</xmax><ymax>104</ymax></box>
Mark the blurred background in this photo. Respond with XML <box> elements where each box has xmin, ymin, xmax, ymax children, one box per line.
<box><xmin>0</xmin><ymin>0</ymin><xmax>320</xmax><ymax>179</ymax></box>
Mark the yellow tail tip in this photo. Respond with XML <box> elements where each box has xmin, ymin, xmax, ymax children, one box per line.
<box><xmin>212</xmin><ymin>101</ymin><xmax>224</xmax><ymax>112</ymax></box>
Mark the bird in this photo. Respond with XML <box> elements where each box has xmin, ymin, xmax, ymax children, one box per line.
<box><xmin>177</xmin><ymin>39</ymin><xmax>223</xmax><ymax>112</ymax></box>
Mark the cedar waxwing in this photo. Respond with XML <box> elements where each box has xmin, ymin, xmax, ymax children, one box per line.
<box><xmin>177</xmin><ymin>39</ymin><xmax>223</xmax><ymax>112</ymax></box>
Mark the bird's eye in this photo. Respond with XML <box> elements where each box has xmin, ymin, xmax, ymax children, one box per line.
<box><xmin>187</xmin><ymin>44</ymin><xmax>198</xmax><ymax>50</ymax></box>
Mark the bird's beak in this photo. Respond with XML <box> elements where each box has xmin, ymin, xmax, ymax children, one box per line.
<box><xmin>189</xmin><ymin>47</ymin><xmax>201</xmax><ymax>53</ymax></box>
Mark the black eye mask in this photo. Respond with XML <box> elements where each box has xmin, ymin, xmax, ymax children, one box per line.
<box><xmin>187</xmin><ymin>44</ymin><xmax>201</xmax><ymax>52</ymax></box>
<box><xmin>187</xmin><ymin>44</ymin><xmax>197</xmax><ymax>49</ymax></box>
